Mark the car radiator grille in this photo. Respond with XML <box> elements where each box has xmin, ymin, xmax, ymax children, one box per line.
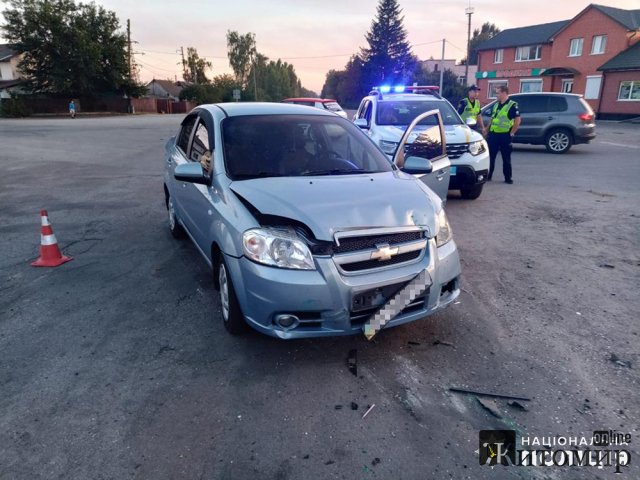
<box><xmin>333</xmin><ymin>231</ymin><xmax>423</xmax><ymax>254</ymax></box>
<box><xmin>444</xmin><ymin>143</ymin><xmax>469</xmax><ymax>159</ymax></box>
<box><xmin>332</xmin><ymin>231</ymin><xmax>427</xmax><ymax>273</ymax></box>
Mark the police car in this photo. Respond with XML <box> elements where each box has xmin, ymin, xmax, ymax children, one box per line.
<box><xmin>353</xmin><ymin>86</ymin><xmax>490</xmax><ymax>199</ymax></box>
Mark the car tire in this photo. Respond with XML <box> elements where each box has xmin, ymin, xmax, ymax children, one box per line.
<box><xmin>166</xmin><ymin>193</ymin><xmax>185</xmax><ymax>238</ymax></box>
<box><xmin>217</xmin><ymin>258</ymin><xmax>247</xmax><ymax>335</ymax></box>
<box><xmin>545</xmin><ymin>129</ymin><xmax>572</xmax><ymax>154</ymax></box>
<box><xmin>460</xmin><ymin>183</ymin><xmax>484</xmax><ymax>200</ymax></box>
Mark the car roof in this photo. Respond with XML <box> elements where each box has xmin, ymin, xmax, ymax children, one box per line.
<box><xmin>369</xmin><ymin>93</ymin><xmax>443</xmax><ymax>102</ymax></box>
<box><xmin>197</xmin><ymin>102</ymin><xmax>337</xmax><ymax>117</ymax></box>
<box><xmin>508</xmin><ymin>92</ymin><xmax>582</xmax><ymax>98</ymax></box>
<box><xmin>282</xmin><ymin>97</ymin><xmax>337</xmax><ymax>103</ymax></box>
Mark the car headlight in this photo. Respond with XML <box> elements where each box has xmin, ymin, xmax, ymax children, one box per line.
<box><xmin>379</xmin><ymin>140</ymin><xmax>399</xmax><ymax>155</ymax></box>
<box><xmin>243</xmin><ymin>228</ymin><xmax>315</xmax><ymax>270</ymax></box>
<box><xmin>468</xmin><ymin>140</ymin><xmax>486</xmax><ymax>156</ymax></box>
<box><xmin>435</xmin><ymin>209</ymin><xmax>453</xmax><ymax>247</ymax></box>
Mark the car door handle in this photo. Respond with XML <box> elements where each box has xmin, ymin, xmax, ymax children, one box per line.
<box><xmin>182</xmin><ymin>183</ymin><xmax>186</xmax><ymax>188</ymax></box>
<box><xmin>436</xmin><ymin>170</ymin><xmax>447</xmax><ymax>180</ymax></box>
<box><xmin>548</xmin><ymin>116</ymin><xmax>554</xmax><ymax>120</ymax></box>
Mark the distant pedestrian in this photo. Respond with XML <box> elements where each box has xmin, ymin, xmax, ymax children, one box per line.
<box><xmin>69</xmin><ymin>100</ymin><xmax>76</xmax><ymax>118</ymax></box>
<box><xmin>457</xmin><ymin>85</ymin><xmax>484</xmax><ymax>131</ymax></box>
<box><xmin>483</xmin><ymin>86</ymin><xmax>520</xmax><ymax>184</ymax></box>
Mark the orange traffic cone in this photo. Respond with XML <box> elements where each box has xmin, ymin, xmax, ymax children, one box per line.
<box><xmin>31</xmin><ymin>210</ymin><xmax>72</xmax><ymax>267</ymax></box>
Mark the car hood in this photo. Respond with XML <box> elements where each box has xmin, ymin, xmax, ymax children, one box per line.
<box><xmin>229</xmin><ymin>172</ymin><xmax>437</xmax><ymax>241</ymax></box>
<box><xmin>377</xmin><ymin>124</ymin><xmax>483</xmax><ymax>144</ymax></box>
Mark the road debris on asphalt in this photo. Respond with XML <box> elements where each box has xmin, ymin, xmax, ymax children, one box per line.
<box><xmin>433</xmin><ymin>339</ymin><xmax>454</xmax><ymax>347</ymax></box>
<box><xmin>351</xmin><ymin>402</ymin><xmax>359</xmax><ymax>410</ymax></box>
<box><xmin>362</xmin><ymin>404</ymin><xmax>375</xmax><ymax>419</ymax></box>
<box><xmin>347</xmin><ymin>349</ymin><xmax>357</xmax><ymax>376</ymax></box>
<box><xmin>609</xmin><ymin>353</ymin><xmax>632</xmax><ymax>368</ymax></box>
<box><xmin>407</xmin><ymin>341</ymin><xmax>421</xmax><ymax>346</ymax></box>
<box><xmin>476</xmin><ymin>397</ymin><xmax>502</xmax><ymax>418</ymax></box>
<box><xmin>449</xmin><ymin>387</ymin><xmax>531</xmax><ymax>402</ymax></box>
<box><xmin>507</xmin><ymin>400</ymin><xmax>529</xmax><ymax>411</ymax></box>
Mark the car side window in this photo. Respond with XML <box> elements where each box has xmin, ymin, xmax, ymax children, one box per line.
<box><xmin>363</xmin><ymin>101</ymin><xmax>373</xmax><ymax>124</ymax></box>
<box><xmin>547</xmin><ymin>97</ymin><xmax>568</xmax><ymax>112</ymax></box>
<box><xmin>177</xmin><ymin>115</ymin><xmax>197</xmax><ymax>155</ymax></box>
<box><xmin>190</xmin><ymin>120</ymin><xmax>213</xmax><ymax>175</ymax></box>
<box><xmin>514</xmin><ymin>96</ymin><xmax>547</xmax><ymax>114</ymax></box>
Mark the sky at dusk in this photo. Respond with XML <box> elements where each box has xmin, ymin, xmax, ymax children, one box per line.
<box><xmin>2</xmin><ymin>0</ymin><xmax>639</xmax><ymax>93</ymax></box>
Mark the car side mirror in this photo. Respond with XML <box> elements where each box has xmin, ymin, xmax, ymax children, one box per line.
<box><xmin>465</xmin><ymin>117</ymin><xmax>477</xmax><ymax>127</ymax></box>
<box><xmin>354</xmin><ymin>118</ymin><xmax>369</xmax><ymax>129</ymax></box>
<box><xmin>401</xmin><ymin>156</ymin><xmax>433</xmax><ymax>175</ymax></box>
<box><xmin>174</xmin><ymin>162</ymin><xmax>209</xmax><ymax>185</ymax></box>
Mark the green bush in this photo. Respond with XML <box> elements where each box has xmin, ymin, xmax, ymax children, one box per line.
<box><xmin>0</xmin><ymin>96</ymin><xmax>32</xmax><ymax>117</ymax></box>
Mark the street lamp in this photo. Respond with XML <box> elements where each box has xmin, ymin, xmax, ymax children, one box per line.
<box><xmin>465</xmin><ymin>4</ymin><xmax>475</xmax><ymax>86</ymax></box>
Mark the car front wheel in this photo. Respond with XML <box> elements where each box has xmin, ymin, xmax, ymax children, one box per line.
<box><xmin>166</xmin><ymin>193</ymin><xmax>184</xmax><ymax>238</ymax></box>
<box><xmin>217</xmin><ymin>259</ymin><xmax>247</xmax><ymax>335</ymax></box>
<box><xmin>545</xmin><ymin>129</ymin><xmax>572</xmax><ymax>154</ymax></box>
<box><xmin>460</xmin><ymin>183</ymin><xmax>484</xmax><ymax>200</ymax></box>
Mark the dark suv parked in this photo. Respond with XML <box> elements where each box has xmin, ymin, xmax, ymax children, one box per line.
<box><xmin>481</xmin><ymin>93</ymin><xmax>596</xmax><ymax>154</ymax></box>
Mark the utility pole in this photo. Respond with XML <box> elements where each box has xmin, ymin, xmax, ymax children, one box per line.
<box><xmin>180</xmin><ymin>46</ymin><xmax>186</xmax><ymax>82</ymax></box>
<box><xmin>127</xmin><ymin>19</ymin><xmax>132</xmax><ymax>81</ymax></box>
<box><xmin>126</xmin><ymin>19</ymin><xmax>133</xmax><ymax>114</ymax></box>
<box><xmin>439</xmin><ymin>38</ymin><xmax>445</xmax><ymax>93</ymax></box>
<box><xmin>465</xmin><ymin>3</ymin><xmax>475</xmax><ymax>86</ymax></box>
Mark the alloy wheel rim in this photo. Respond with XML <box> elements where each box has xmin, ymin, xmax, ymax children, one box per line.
<box><xmin>219</xmin><ymin>265</ymin><xmax>229</xmax><ymax>321</ymax></box>
<box><xmin>550</xmin><ymin>133</ymin><xmax>569</xmax><ymax>151</ymax></box>
<box><xmin>168</xmin><ymin>199</ymin><xmax>176</xmax><ymax>230</ymax></box>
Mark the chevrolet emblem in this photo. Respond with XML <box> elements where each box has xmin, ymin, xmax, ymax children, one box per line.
<box><xmin>371</xmin><ymin>244</ymin><xmax>399</xmax><ymax>262</ymax></box>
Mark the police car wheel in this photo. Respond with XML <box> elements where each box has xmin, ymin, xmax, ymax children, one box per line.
<box><xmin>461</xmin><ymin>183</ymin><xmax>484</xmax><ymax>200</ymax></box>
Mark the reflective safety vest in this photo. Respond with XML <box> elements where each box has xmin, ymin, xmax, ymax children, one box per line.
<box><xmin>460</xmin><ymin>98</ymin><xmax>480</xmax><ymax>122</ymax></box>
<box><xmin>489</xmin><ymin>100</ymin><xmax>516</xmax><ymax>133</ymax></box>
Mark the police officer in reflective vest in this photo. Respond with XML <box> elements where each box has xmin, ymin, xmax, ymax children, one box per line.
<box><xmin>483</xmin><ymin>85</ymin><xmax>521</xmax><ymax>184</ymax></box>
<box><xmin>457</xmin><ymin>85</ymin><xmax>484</xmax><ymax>131</ymax></box>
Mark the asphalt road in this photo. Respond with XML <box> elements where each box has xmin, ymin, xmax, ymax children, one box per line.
<box><xmin>1</xmin><ymin>115</ymin><xmax>639</xmax><ymax>480</ymax></box>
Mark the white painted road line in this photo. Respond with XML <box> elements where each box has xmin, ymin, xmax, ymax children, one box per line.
<box><xmin>598</xmin><ymin>141</ymin><xmax>640</xmax><ymax>149</ymax></box>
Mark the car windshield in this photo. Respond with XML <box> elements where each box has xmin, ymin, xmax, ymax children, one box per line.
<box><xmin>376</xmin><ymin>100</ymin><xmax>462</xmax><ymax>126</ymax></box>
<box><xmin>323</xmin><ymin>102</ymin><xmax>343</xmax><ymax>112</ymax></box>
<box><xmin>222</xmin><ymin>114</ymin><xmax>393</xmax><ymax>179</ymax></box>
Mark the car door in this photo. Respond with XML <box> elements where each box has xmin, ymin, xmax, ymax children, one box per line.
<box><xmin>170</xmin><ymin>113</ymin><xmax>198</xmax><ymax>228</ymax></box>
<box><xmin>511</xmin><ymin>94</ymin><xmax>548</xmax><ymax>142</ymax></box>
<box><xmin>177</xmin><ymin>115</ymin><xmax>216</xmax><ymax>249</ymax></box>
<box><xmin>393</xmin><ymin>110</ymin><xmax>451</xmax><ymax>203</ymax></box>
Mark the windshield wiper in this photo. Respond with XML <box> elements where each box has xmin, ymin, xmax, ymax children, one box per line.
<box><xmin>300</xmin><ymin>168</ymin><xmax>376</xmax><ymax>176</ymax></box>
<box><xmin>234</xmin><ymin>171</ymin><xmax>286</xmax><ymax>179</ymax></box>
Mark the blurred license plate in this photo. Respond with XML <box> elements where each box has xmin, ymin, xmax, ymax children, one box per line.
<box><xmin>450</xmin><ymin>166</ymin><xmax>457</xmax><ymax>175</ymax></box>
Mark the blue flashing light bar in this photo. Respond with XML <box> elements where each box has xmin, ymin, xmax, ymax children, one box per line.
<box><xmin>379</xmin><ymin>86</ymin><xmax>391</xmax><ymax>93</ymax></box>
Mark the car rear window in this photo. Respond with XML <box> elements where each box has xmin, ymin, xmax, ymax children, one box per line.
<box><xmin>323</xmin><ymin>102</ymin><xmax>343</xmax><ymax>112</ymax></box>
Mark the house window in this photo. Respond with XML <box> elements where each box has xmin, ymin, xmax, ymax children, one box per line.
<box><xmin>487</xmin><ymin>80</ymin><xmax>508</xmax><ymax>99</ymax></box>
<box><xmin>520</xmin><ymin>79</ymin><xmax>543</xmax><ymax>93</ymax></box>
<box><xmin>515</xmin><ymin>45</ymin><xmax>542</xmax><ymax>61</ymax></box>
<box><xmin>569</xmin><ymin>38</ymin><xmax>583</xmax><ymax>57</ymax></box>
<box><xmin>584</xmin><ymin>75</ymin><xmax>602</xmax><ymax>99</ymax></box>
<box><xmin>591</xmin><ymin>35</ymin><xmax>607</xmax><ymax>55</ymax></box>
<box><xmin>561</xmin><ymin>79</ymin><xmax>574</xmax><ymax>93</ymax></box>
<box><xmin>494</xmin><ymin>49</ymin><xmax>503</xmax><ymax>64</ymax></box>
<box><xmin>618</xmin><ymin>81</ymin><xmax>640</xmax><ymax>101</ymax></box>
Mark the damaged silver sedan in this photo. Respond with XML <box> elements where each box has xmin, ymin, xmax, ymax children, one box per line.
<box><xmin>163</xmin><ymin>102</ymin><xmax>461</xmax><ymax>339</ymax></box>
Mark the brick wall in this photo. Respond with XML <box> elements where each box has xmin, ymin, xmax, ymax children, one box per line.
<box><xmin>599</xmin><ymin>71</ymin><xmax>640</xmax><ymax>118</ymax></box>
<box><xmin>550</xmin><ymin>7</ymin><xmax>639</xmax><ymax>110</ymax></box>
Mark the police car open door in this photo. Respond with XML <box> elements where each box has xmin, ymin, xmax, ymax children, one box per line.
<box><xmin>392</xmin><ymin>109</ymin><xmax>451</xmax><ymax>203</ymax></box>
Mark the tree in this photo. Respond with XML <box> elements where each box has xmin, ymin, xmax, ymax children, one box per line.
<box><xmin>226</xmin><ymin>31</ymin><xmax>256</xmax><ymax>88</ymax></box>
<box><xmin>2</xmin><ymin>0</ymin><xmax>141</xmax><ymax>96</ymax></box>
<box><xmin>467</xmin><ymin>22</ymin><xmax>500</xmax><ymax>65</ymax></box>
<box><xmin>180</xmin><ymin>74</ymin><xmax>238</xmax><ymax>104</ymax></box>
<box><xmin>182</xmin><ymin>47</ymin><xmax>212</xmax><ymax>84</ymax></box>
<box><xmin>412</xmin><ymin>66</ymin><xmax>466</xmax><ymax>106</ymax></box>
<box><xmin>360</xmin><ymin>0</ymin><xmax>417</xmax><ymax>86</ymax></box>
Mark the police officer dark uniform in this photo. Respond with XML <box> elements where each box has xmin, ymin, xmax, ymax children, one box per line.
<box><xmin>483</xmin><ymin>85</ymin><xmax>521</xmax><ymax>184</ymax></box>
<box><xmin>457</xmin><ymin>85</ymin><xmax>484</xmax><ymax>131</ymax></box>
